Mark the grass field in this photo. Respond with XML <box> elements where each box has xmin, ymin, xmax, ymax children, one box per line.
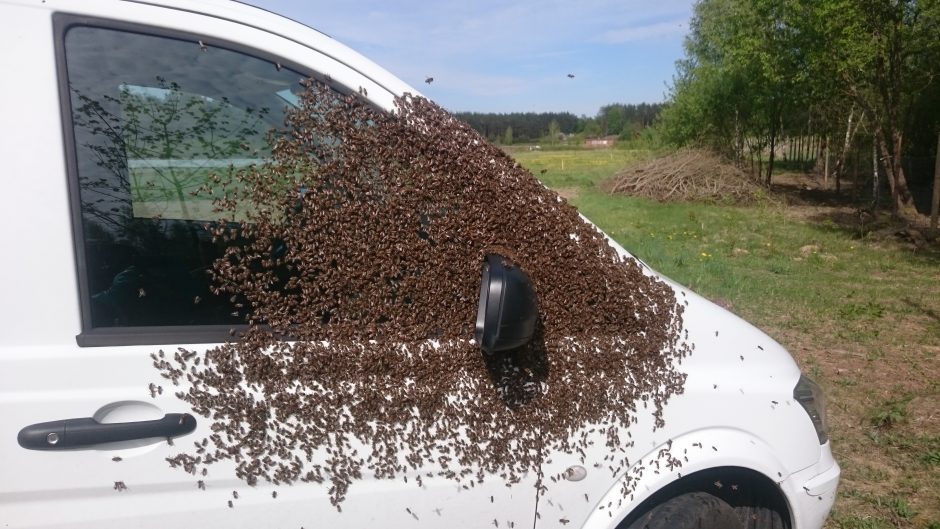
<box><xmin>511</xmin><ymin>147</ymin><xmax>940</xmax><ymax>529</ymax></box>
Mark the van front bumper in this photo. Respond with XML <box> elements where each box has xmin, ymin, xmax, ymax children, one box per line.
<box><xmin>781</xmin><ymin>442</ymin><xmax>840</xmax><ymax>529</ymax></box>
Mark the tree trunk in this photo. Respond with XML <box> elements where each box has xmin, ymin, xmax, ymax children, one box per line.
<box><xmin>875</xmin><ymin>125</ymin><xmax>915</xmax><ymax>217</ymax></box>
<box><xmin>852</xmin><ymin>147</ymin><xmax>859</xmax><ymax>202</ymax></box>
<box><xmin>932</xmin><ymin>133</ymin><xmax>940</xmax><ymax>229</ymax></box>
<box><xmin>872</xmin><ymin>140</ymin><xmax>881</xmax><ymax>210</ymax></box>
<box><xmin>766</xmin><ymin>130</ymin><xmax>777</xmax><ymax>186</ymax></box>
<box><xmin>834</xmin><ymin>108</ymin><xmax>860</xmax><ymax>193</ymax></box>
<box><xmin>823</xmin><ymin>135</ymin><xmax>830</xmax><ymax>188</ymax></box>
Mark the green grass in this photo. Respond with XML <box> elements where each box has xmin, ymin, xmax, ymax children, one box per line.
<box><xmin>510</xmin><ymin>148</ymin><xmax>655</xmax><ymax>191</ymax></box>
<box><xmin>513</xmin><ymin>148</ymin><xmax>940</xmax><ymax>349</ymax></box>
<box><xmin>512</xmin><ymin>147</ymin><xmax>940</xmax><ymax>529</ymax></box>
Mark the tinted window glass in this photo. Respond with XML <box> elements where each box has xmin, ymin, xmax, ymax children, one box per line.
<box><xmin>64</xmin><ymin>26</ymin><xmax>304</xmax><ymax>328</ymax></box>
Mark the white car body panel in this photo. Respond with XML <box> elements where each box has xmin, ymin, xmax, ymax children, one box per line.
<box><xmin>0</xmin><ymin>1</ymin><xmax>838</xmax><ymax>528</ymax></box>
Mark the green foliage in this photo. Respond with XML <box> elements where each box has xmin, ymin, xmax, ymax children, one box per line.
<box><xmin>888</xmin><ymin>497</ymin><xmax>916</xmax><ymax>519</ymax></box>
<box><xmin>922</xmin><ymin>450</ymin><xmax>940</xmax><ymax>468</ymax></box>
<box><xmin>660</xmin><ymin>0</ymin><xmax>940</xmax><ymax>190</ymax></box>
<box><xmin>455</xmin><ymin>111</ymin><xmax>578</xmax><ymax>143</ymax></box>
<box><xmin>838</xmin><ymin>301</ymin><xmax>886</xmax><ymax>321</ymax></box>
<box><xmin>457</xmin><ymin>104</ymin><xmax>665</xmax><ymax>144</ymax></box>
<box><xmin>870</xmin><ymin>395</ymin><xmax>912</xmax><ymax>429</ymax></box>
<box><xmin>597</xmin><ymin>103</ymin><xmax>662</xmax><ymax>136</ymax></box>
<box><xmin>660</xmin><ymin>0</ymin><xmax>804</xmax><ymax>175</ymax></box>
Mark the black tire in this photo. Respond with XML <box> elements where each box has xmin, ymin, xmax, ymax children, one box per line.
<box><xmin>625</xmin><ymin>491</ymin><xmax>744</xmax><ymax>529</ymax></box>
<box><xmin>733</xmin><ymin>503</ymin><xmax>788</xmax><ymax>529</ymax></box>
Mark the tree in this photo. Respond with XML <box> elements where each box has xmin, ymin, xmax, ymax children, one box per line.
<box><xmin>548</xmin><ymin>119</ymin><xmax>561</xmax><ymax>144</ymax></box>
<box><xmin>660</xmin><ymin>0</ymin><xmax>807</xmax><ymax>184</ymax></box>
<box><xmin>503</xmin><ymin>126</ymin><xmax>513</xmax><ymax>145</ymax></box>
<box><xmin>800</xmin><ymin>0</ymin><xmax>940</xmax><ymax>215</ymax></box>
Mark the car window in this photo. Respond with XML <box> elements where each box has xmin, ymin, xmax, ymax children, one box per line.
<box><xmin>63</xmin><ymin>25</ymin><xmax>305</xmax><ymax>331</ymax></box>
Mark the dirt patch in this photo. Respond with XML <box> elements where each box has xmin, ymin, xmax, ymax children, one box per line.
<box><xmin>772</xmin><ymin>174</ymin><xmax>940</xmax><ymax>254</ymax></box>
<box><xmin>770</xmin><ymin>309</ymin><xmax>940</xmax><ymax>528</ymax></box>
<box><xmin>554</xmin><ymin>186</ymin><xmax>580</xmax><ymax>201</ymax></box>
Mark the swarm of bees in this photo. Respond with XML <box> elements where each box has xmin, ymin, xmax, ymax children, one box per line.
<box><xmin>155</xmin><ymin>81</ymin><xmax>689</xmax><ymax>509</ymax></box>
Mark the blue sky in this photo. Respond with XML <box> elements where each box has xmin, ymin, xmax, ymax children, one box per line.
<box><xmin>248</xmin><ymin>0</ymin><xmax>694</xmax><ymax>116</ymax></box>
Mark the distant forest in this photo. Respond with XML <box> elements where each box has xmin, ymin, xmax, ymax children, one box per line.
<box><xmin>456</xmin><ymin>103</ymin><xmax>664</xmax><ymax>144</ymax></box>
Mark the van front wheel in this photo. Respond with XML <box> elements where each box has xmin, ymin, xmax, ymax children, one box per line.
<box><xmin>624</xmin><ymin>492</ymin><xmax>744</xmax><ymax>529</ymax></box>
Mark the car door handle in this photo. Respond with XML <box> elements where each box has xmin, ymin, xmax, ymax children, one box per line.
<box><xmin>17</xmin><ymin>413</ymin><xmax>196</xmax><ymax>450</ymax></box>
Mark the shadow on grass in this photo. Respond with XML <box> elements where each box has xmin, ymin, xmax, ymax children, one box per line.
<box><xmin>765</xmin><ymin>173</ymin><xmax>940</xmax><ymax>262</ymax></box>
<box><xmin>900</xmin><ymin>297</ymin><xmax>940</xmax><ymax>324</ymax></box>
<box><xmin>770</xmin><ymin>181</ymin><xmax>861</xmax><ymax>208</ymax></box>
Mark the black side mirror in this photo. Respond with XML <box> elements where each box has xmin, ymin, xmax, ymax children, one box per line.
<box><xmin>475</xmin><ymin>254</ymin><xmax>538</xmax><ymax>353</ymax></box>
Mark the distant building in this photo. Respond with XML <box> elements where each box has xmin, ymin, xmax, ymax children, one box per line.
<box><xmin>583</xmin><ymin>135</ymin><xmax>618</xmax><ymax>148</ymax></box>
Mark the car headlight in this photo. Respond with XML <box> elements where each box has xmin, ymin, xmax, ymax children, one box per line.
<box><xmin>794</xmin><ymin>375</ymin><xmax>829</xmax><ymax>444</ymax></box>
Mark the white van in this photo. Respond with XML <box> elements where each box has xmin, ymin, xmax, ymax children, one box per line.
<box><xmin>0</xmin><ymin>1</ymin><xmax>839</xmax><ymax>528</ymax></box>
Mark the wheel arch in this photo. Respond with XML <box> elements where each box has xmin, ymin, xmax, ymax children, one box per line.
<box><xmin>579</xmin><ymin>428</ymin><xmax>800</xmax><ymax>529</ymax></box>
<box><xmin>615</xmin><ymin>466</ymin><xmax>791</xmax><ymax>529</ymax></box>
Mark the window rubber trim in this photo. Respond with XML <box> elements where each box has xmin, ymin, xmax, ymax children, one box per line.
<box><xmin>52</xmin><ymin>13</ymin><xmax>322</xmax><ymax>347</ymax></box>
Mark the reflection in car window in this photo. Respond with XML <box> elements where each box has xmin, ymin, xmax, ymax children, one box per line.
<box><xmin>64</xmin><ymin>25</ymin><xmax>305</xmax><ymax>328</ymax></box>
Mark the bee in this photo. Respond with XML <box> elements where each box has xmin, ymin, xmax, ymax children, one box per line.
<box><xmin>566</xmin><ymin>73</ymin><xmax>575</xmax><ymax>78</ymax></box>
<box><xmin>198</xmin><ymin>40</ymin><xmax>208</xmax><ymax>51</ymax></box>
<box><xmin>560</xmin><ymin>518</ymin><xmax>570</xmax><ymax>525</ymax></box>
<box><xmin>232</xmin><ymin>490</ymin><xmax>238</xmax><ymax>499</ymax></box>
<box><xmin>138</xmin><ymin>288</ymin><xmax>146</xmax><ymax>298</ymax></box>
<box><xmin>275</xmin><ymin>62</ymin><xmax>283</xmax><ymax>72</ymax></box>
<box><xmin>272</xmin><ymin>490</ymin><xmax>277</xmax><ymax>499</ymax></box>
<box><xmin>198</xmin><ymin>480</ymin><xmax>205</xmax><ymax>490</ymax></box>
<box><xmin>227</xmin><ymin>500</ymin><xmax>233</xmax><ymax>508</ymax></box>
<box><xmin>425</xmin><ymin>77</ymin><xmax>434</xmax><ymax>84</ymax></box>
<box><xmin>714</xmin><ymin>480</ymin><xmax>723</xmax><ymax>489</ymax></box>
<box><xmin>113</xmin><ymin>481</ymin><xmax>127</xmax><ymax>492</ymax></box>
<box><xmin>112</xmin><ymin>456</ymin><xmax>122</xmax><ymax>462</ymax></box>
